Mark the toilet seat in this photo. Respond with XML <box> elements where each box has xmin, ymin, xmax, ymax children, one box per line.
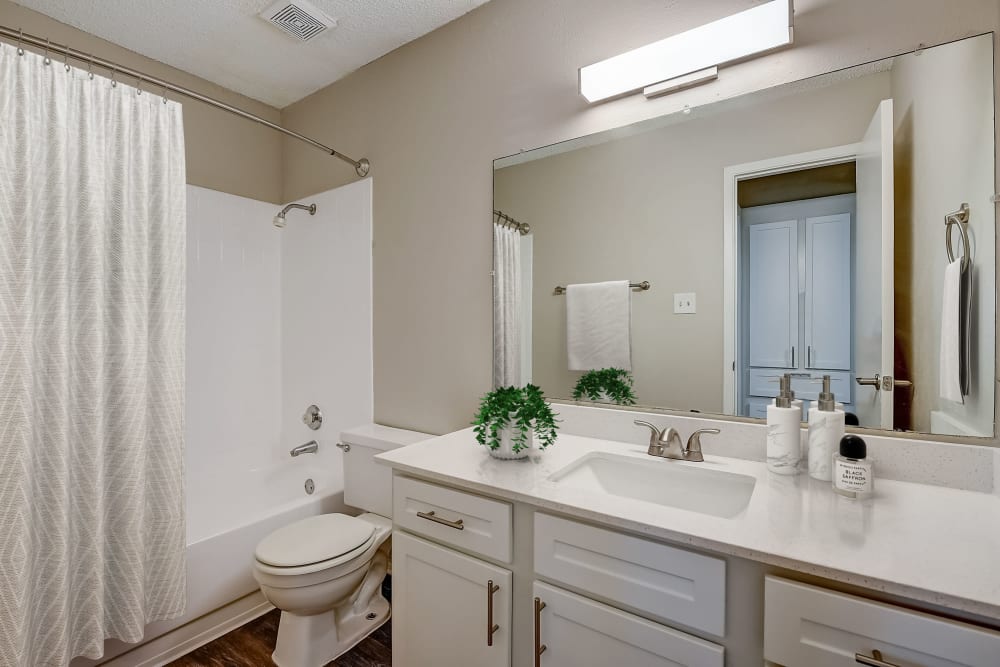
<box><xmin>255</xmin><ymin>513</ymin><xmax>377</xmax><ymax>578</ymax></box>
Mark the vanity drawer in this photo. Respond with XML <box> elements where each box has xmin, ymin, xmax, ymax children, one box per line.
<box><xmin>393</xmin><ymin>476</ymin><xmax>512</xmax><ymax>563</ymax></box>
<box><xmin>764</xmin><ymin>576</ymin><xmax>1000</xmax><ymax>667</ymax></box>
<box><xmin>533</xmin><ymin>581</ymin><xmax>724</xmax><ymax>667</ymax></box>
<box><xmin>748</xmin><ymin>368</ymin><xmax>852</xmax><ymax>402</ymax></box>
<box><xmin>534</xmin><ymin>513</ymin><xmax>725</xmax><ymax>636</ymax></box>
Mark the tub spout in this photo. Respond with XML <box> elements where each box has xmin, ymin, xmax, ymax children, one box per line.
<box><xmin>290</xmin><ymin>440</ymin><xmax>319</xmax><ymax>457</ymax></box>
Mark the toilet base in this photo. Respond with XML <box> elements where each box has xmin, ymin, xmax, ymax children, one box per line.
<box><xmin>271</xmin><ymin>594</ymin><xmax>390</xmax><ymax>667</ymax></box>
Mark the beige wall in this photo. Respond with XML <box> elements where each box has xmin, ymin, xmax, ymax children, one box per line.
<box><xmin>494</xmin><ymin>72</ymin><xmax>889</xmax><ymax>413</ymax></box>
<box><xmin>892</xmin><ymin>35</ymin><xmax>996</xmax><ymax>435</ymax></box>
<box><xmin>0</xmin><ymin>1</ymin><xmax>283</xmax><ymax>203</ymax></box>
<box><xmin>280</xmin><ymin>0</ymin><xmax>1000</xmax><ymax>436</ymax></box>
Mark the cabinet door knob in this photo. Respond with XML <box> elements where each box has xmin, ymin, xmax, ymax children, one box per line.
<box><xmin>486</xmin><ymin>580</ymin><xmax>500</xmax><ymax>647</ymax></box>
<box><xmin>856</xmin><ymin>649</ymin><xmax>899</xmax><ymax>667</ymax></box>
<box><xmin>534</xmin><ymin>597</ymin><xmax>547</xmax><ymax>666</ymax></box>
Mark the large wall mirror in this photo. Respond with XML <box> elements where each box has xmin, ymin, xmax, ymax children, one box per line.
<box><xmin>493</xmin><ymin>34</ymin><xmax>996</xmax><ymax>439</ymax></box>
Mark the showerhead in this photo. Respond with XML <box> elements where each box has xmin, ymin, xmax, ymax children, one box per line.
<box><xmin>273</xmin><ymin>202</ymin><xmax>317</xmax><ymax>228</ymax></box>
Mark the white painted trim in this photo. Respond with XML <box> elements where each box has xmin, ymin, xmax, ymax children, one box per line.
<box><xmin>722</xmin><ymin>143</ymin><xmax>860</xmax><ymax>414</ymax></box>
<box><xmin>97</xmin><ymin>593</ymin><xmax>274</xmax><ymax>667</ymax></box>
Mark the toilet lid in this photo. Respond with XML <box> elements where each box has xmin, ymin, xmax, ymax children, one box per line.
<box><xmin>255</xmin><ymin>514</ymin><xmax>376</xmax><ymax>568</ymax></box>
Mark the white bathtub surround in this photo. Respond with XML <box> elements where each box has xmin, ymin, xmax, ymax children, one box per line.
<box><xmin>0</xmin><ymin>46</ymin><xmax>186</xmax><ymax>665</ymax></box>
<box><xmin>280</xmin><ymin>179</ymin><xmax>374</xmax><ymax>471</ymax></box>
<box><xmin>377</xmin><ymin>428</ymin><xmax>1000</xmax><ymax>621</ymax></box>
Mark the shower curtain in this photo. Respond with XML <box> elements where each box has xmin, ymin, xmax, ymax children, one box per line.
<box><xmin>0</xmin><ymin>45</ymin><xmax>186</xmax><ymax>665</ymax></box>
<box><xmin>493</xmin><ymin>224</ymin><xmax>522</xmax><ymax>387</ymax></box>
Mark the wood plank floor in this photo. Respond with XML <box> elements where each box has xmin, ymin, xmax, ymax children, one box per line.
<box><xmin>167</xmin><ymin>610</ymin><xmax>391</xmax><ymax>667</ymax></box>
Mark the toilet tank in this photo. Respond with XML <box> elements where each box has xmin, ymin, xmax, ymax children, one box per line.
<box><xmin>341</xmin><ymin>424</ymin><xmax>432</xmax><ymax>518</ymax></box>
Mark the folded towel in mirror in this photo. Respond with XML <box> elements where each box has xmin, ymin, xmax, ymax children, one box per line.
<box><xmin>566</xmin><ymin>280</ymin><xmax>632</xmax><ymax>371</ymax></box>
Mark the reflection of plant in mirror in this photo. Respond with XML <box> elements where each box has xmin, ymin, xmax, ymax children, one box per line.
<box><xmin>473</xmin><ymin>384</ymin><xmax>559</xmax><ymax>452</ymax></box>
<box><xmin>572</xmin><ymin>368</ymin><xmax>637</xmax><ymax>406</ymax></box>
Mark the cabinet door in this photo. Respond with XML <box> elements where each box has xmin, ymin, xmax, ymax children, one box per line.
<box><xmin>532</xmin><ymin>582</ymin><xmax>724</xmax><ymax>667</ymax></box>
<box><xmin>392</xmin><ymin>531</ymin><xmax>511</xmax><ymax>667</ymax></box>
<box><xmin>804</xmin><ymin>214</ymin><xmax>852</xmax><ymax>370</ymax></box>
<box><xmin>748</xmin><ymin>220</ymin><xmax>799</xmax><ymax>368</ymax></box>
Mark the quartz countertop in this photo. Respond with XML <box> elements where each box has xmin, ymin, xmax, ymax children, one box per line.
<box><xmin>376</xmin><ymin>428</ymin><xmax>1000</xmax><ymax>621</ymax></box>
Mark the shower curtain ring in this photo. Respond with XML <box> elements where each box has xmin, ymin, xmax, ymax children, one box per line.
<box><xmin>43</xmin><ymin>38</ymin><xmax>50</xmax><ymax>65</ymax></box>
<box><xmin>16</xmin><ymin>28</ymin><xmax>24</xmax><ymax>56</ymax></box>
<box><xmin>63</xmin><ymin>46</ymin><xmax>71</xmax><ymax>71</ymax></box>
<box><xmin>87</xmin><ymin>54</ymin><xmax>94</xmax><ymax>80</ymax></box>
<box><xmin>111</xmin><ymin>65</ymin><xmax>117</xmax><ymax>87</ymax></box>
<box><xmin>162</xmin><ymin>85</ymin><xmax>168</xmax><ymax>104</ymax></box>
<box><xmin>136</xmin><ymin>75</ymin><xmax>143</xmax><ymax>95</ymax></box>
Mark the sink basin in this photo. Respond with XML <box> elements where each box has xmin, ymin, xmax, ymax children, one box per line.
<box><xmin>549</xmin><ymin>452</ymin><xmax>756</xmax><ymax>519</ymax></box>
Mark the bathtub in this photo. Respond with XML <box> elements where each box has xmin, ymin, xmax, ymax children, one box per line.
<box><xmin>74</xmin><ymin>456</ymin><xmax>347</xmax><ymax>666</ymax></box>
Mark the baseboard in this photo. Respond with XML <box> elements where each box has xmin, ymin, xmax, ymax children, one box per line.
<box><xmin>97</xmin><ymin>592</ymin><xmax>274</xmax><ymax>667</ymax></box>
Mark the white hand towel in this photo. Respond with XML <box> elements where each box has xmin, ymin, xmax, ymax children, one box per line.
<box><xmin>940</xmin><ymin>259</ymin><xmax>964</xmax><ymax>403</ymax></box>
<box><xmin>566</xmin><ymin>280</ymin><xmax>632</xmax><ymax>371</ymax></box>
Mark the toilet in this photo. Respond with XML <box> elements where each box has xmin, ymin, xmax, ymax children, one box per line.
<box><xmin>253</xmin><ymin>424</ymin><xmax>430</xmax><ymax>667</ymax></box>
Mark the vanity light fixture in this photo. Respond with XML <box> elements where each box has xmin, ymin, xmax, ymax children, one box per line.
<box><xmin>579</xmin><ymin>0</ymin><xmax>793</xmax><ymax>103</ymax></box>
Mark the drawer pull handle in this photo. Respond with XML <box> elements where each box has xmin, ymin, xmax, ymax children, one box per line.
<box><xmin>416</xmin><ymin>510</ymin><xmax>464</xmax><ymax>530</ymax></box>
<box><xmin>534</xmin><ymin>597</ymin><xmax>547</xmax><ymax>666</ymax></box>
<box><xmin>487</xmin><ymin>580</ymin><xmax>500</xmax><ymax>647</ymax></box>
<box><xmin>856</xmin><ymin>650</ymin><xmax>899</xmax><ymax>667</ymax></box>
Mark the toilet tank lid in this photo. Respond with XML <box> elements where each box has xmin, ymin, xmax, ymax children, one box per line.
<box><xmin>340</xmin><ymin>423</ymin><xmax>433</xmax><ymax>451</ymax></box>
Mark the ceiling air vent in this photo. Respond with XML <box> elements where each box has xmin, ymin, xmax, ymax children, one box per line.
<box><xmin>259</xmin><ymin>0</ymin><xmax>336</xmax><ymax>41</ymax></box>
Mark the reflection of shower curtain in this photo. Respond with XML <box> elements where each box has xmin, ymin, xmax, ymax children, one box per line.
<box><xmin>493</xmin><ymin>224</ymin><xmax>522</xmax><ymax>387</ymax></box>
<box><xmin>0</xmin><ymin>46</ymin><xmax>186</xmax><ymax>664</ymax></box>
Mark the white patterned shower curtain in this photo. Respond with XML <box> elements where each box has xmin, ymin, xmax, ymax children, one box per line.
<box><xmin>0</xmin><ymin>45</ymin><xmax>186</xmax><ymax>665</ymax></box>
<box><xmin>493</xmin><ymin>224</ymin><xmax>522</xmax><ymax>387</ymax></box>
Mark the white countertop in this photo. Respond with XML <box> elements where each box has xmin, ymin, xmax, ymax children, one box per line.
<box><xmin>376</xmin><ymin>428</ymin><xmax>1000</xmax><ymax>621</ymax></box>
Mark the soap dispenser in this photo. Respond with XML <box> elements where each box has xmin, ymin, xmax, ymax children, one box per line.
<box><xmin>807</xmin><ymin>375</ymin><xmax>845</xmax><ymax>481</ymax></box>
<box><xmin>766</xmin><ymin>375</ymin><xmax>801</xmax><ymax>475</ymax></box>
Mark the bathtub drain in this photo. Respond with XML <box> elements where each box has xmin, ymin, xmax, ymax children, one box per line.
<box><xmin>304</xmin><ymin>478</ymin><xmax>315</xmax><ymax>495</ymax></box>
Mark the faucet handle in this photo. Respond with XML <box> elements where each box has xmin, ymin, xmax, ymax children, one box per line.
<box><xmin>685</xmin><ymin>428</ymin><xmax>720</xmax><ymax>462</ymax></box>
<box><xmin>634</xmin><ymin>420</ymin><xmax>663</xmax><ymax>456</ymax></box>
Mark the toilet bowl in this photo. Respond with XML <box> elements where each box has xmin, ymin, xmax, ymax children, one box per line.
<box><xmin>253</xmin><ymin>512</ymin><xmax>392</xmax><ymax>667</ymax></box>
<box><xmin>253</xmin><ymin>424</ymin><xmax>431</xmax><ymax>667</ymax></box>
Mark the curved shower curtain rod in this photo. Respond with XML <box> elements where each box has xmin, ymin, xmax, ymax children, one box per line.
<box><xmin>0</xmin><ymin>25</ymin><xmax>371</xmax><ymax>178</ymax></box>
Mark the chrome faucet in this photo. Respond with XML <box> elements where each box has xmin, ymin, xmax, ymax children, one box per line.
<box><xmin>633</xmin><ymin>421</ymin><xmax>719</xmax><ymax>462</ymax></box>
<box><xmin>290</xmin><ymin>440</ymin><xmax>319</xmax><ymax>457</ymax></box>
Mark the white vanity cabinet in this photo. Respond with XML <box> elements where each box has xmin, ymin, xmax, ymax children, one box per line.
<box><xmin>392</xmin><ymin>531</ymin><xmax>512</xmax><ymax>667</ymax></box>
<box><xmin>390</xmin><ymin>476</ymin><xmax>728</xmax><ymax>667</ymax></box>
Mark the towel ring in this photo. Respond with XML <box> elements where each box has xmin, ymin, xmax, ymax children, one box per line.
<box><xmin>945</xmin><ymin>203</ymin><xmax>970</xmax><ymax>265</ymax></box>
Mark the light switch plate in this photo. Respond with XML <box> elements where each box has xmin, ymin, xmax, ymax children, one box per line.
<box><xmin>674</xmin><ymin>292</ymin><xmax>696</xmax><ymax>314</ymax></box>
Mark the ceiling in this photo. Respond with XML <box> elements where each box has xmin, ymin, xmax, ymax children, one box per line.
<box><xmin>12</xmin><ymin>0</ymin><xmax>490</xmax><ymax>108</ymax></box>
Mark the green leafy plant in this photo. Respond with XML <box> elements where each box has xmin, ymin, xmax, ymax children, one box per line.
<box><xmin>572</xmin><ymin>368</ymin><xmax>637</xmax><ymax>406</ymax></box>
<box><xmin>473</xmin><ymin>384</ymin><xmax>559</xmax><ymax>453</ymax></box>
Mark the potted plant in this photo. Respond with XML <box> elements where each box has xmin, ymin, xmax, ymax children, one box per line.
<box><xmin>473</xmin><ymin>384</ymin><xmax>559</xmax><ymax>460</ymax></box>
<box><xmin>572</xmin><ymin>368</ymin><xmax>637</xmax><ymax>406</ymax></box>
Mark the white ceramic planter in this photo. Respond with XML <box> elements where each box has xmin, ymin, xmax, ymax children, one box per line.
<box><xmin>489</xmin><ymin>426</ymin><xmax>533</xmax><ymax>460</ymax></box>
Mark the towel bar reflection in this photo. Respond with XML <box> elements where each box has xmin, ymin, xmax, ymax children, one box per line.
<box><xmin>945</xmin><ymin>203</ymin><xmax>971</xmax><ymax>267</ymax></box>
<box><xmin>554</xmin><ymin>281</ymin><xmax>650</xmax><ymax>295</ymax></box>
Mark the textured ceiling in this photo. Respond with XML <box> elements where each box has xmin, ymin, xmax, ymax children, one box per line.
<box><xmin>11</xmin><ymin>0</ymin><xmax>490</xmax><ymax>107</ymax></box>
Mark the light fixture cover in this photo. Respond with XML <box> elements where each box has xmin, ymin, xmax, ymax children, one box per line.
<box><xmin>579</xmin><ymin>0</ymin><xmax>793</xmax><ymax>103</ymax></box>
